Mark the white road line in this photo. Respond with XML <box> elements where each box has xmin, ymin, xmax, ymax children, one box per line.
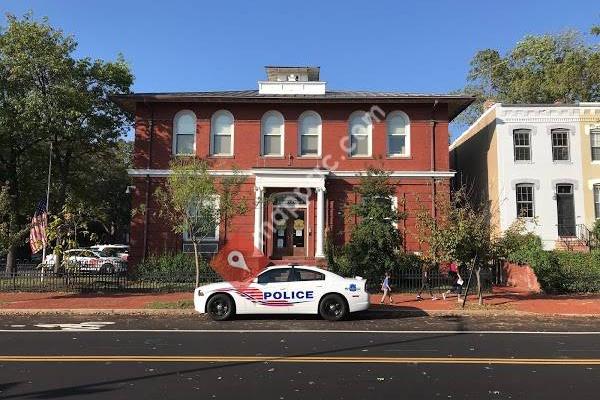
<box><xmin>0</xmin><ymin>329</ymin><xmax>600</xmax><ymax>334</ymax></box>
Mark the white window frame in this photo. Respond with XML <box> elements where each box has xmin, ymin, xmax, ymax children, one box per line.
<box><xmin>172</xmin><ymin>110</ymin><xmax>197</xmax><ymax>155</ymax></box>
<box><xmin>298</xmin><ymin>110</ymin><xmax>322</xmax><ymax>157</ymax></box>
<box><xmin>590</xmin><ymin>128</ymin><xmax>600</xmax><ymax>162</ymax></box>
<box><xmin>210</xmin><ymin>110</ymin><xmax>234</xmax><ymax>156</ymax></box>
<box><xmin>386</xmin><ymin>111</ymin><xmax>410</xmax><ymax>157</ymax></box>
<box><xmin>515</xmin><ymin>183</ymin><xmax>535</xmax><ymax>218</ymax></box>
<box><xmin>348</xmin><ymin>110</ymin><xmax>372</xmax><ymax>157</ymax></box>
<box><xmin>551</xmin><ymin>128</ymin><xmax>570</xmax><ymax>162</ymax></box>
<box><xmin>261</xmin><ymin>110</ymin><xmax>285</xmax><ymax>157</ymax></box>
<box><xmin>183</xmin><ymin>196</ymin><xmax>220</xmax><ymax>242</ymax></box>
<box><xmin>594</xmin><ymin>184</ymin><xmax>600</xmax><ymax>219</ymax></box>
<box><xmin>513</xmin><ymin>129</ymin><xmax>532</xmax><ymax>162</ymax></box>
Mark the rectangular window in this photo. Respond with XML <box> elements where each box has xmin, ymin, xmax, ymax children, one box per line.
<box><xmin>351</xmin><ymin>135</ymin><xmax>369</xmax><ymax>156</ymax></box>
<box><xmin>301</xmin><ymin>135</ymin><xmax>319</xmax><ymax>155</ymax></box>
<box><xmin>595</xmin><ymin>185</ymin><xmax>600</xmax><ymax>219</ymax></box>
<box><xmin>176</xmin><ymin>135</ymin><xmax>195</xmax><ymax>155</ymax></box>
<box><xmin>513</xmin><ymin>129</ymin><xmax>531</xmax><ymax>161</ymax></box>
<box><xmin>183</xmin><ymin>197</ymin><xmax>219</xmax><ymax>242</ymax></box>
<box><xmin>551</xmin><ymin>129</ymin><xmax>570</xmax><ymax>161</ymax></box>
<box><xmin>516</xmin><ymin>184</ymin><xmax>534</xmax><ymax>218</ymax></box>
<box><xmin>591</xmin><ymin>129</ymin><xmax>600</xmax><ymax>162</ymax></box>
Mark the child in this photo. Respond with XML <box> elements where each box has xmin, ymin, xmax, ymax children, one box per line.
<box><xmin>442</xmin><ymin>261</ymin><xmax>463</xmax><ymax>302</ymax></box>
<box><xmin>380</xmin><ymin>271</ymin><xmax>394</xmax><ymax>304</ymax></box>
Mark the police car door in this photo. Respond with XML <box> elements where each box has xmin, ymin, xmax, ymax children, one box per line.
<box><xmin>252</xmin><ymin>268</ymin><xmax>292</xmax><ymax>313</ymax></box>
<box><xmin>287</xmin><ymin>268</ymin><xmax>325</xmax><ymax>314</ymax></box>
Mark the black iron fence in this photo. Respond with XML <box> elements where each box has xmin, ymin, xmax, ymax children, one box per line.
<box><xmin>0</xmin><ymin>262</ymin><xmax>494</xmax><ymax>293</ymax></box>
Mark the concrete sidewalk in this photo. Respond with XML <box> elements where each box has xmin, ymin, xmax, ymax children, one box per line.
<box><xmin>0</xmin><ymin>286</ymin><xmax>599</xmax><ymax>316</ymax></box>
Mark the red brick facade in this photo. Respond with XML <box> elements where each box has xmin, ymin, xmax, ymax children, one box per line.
<box><xmin>118</xmin><ymin>96</ymin><xmax>469</xmax><ymax>267</ymax></box>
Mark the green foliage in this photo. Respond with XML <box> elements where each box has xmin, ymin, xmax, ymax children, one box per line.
<box><xmin>0</xmin><ymin>13</ymin><xmax>133</xmax><ymax>268</ymax></box>
<box><xmin>152</xmin><ymin>158</ymin><xmax>247</xmax><ymax>287</ymax></box>
<box><xmin>133</xmin><ymin>252</ymin><xmax>209</xmax><ymax>280</ymax></box>
<box><xmin>456</xmin><ymin>26</ymin><xmax>600</xmax><ymax>125</ymax></box>
<box><xmin>415</xmin><ymin>187</ymin><xmax>494</xmax><ymax>268</ymax></box>
<box><xmin>592</xmin><ymin>219</ymin><xmax>600</xmax><ymax>243</ymax></box>
<box><xmin>499</xmin><ymin>221</ymin><xmax>600</xmax><ymax>293</ymax></box>
<box><xmin>338</xmin><ymin>168</ymin><xmax>405</xmax><ymax>282</ymax></box>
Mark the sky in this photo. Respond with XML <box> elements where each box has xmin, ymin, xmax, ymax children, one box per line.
<box><xmin>1</xmin><ymin>0</ymin><xmax>598</xmax><ymax>138</ymax></box>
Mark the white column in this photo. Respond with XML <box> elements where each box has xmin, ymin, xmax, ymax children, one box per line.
<box><xmin>315</xmin><ymin>187</ymin><xmax>326</xmax><ymax>258</ymax></box>
<box><xmin>253</xmin><ymin>186</ymin><xmax>264</xmax><ymax>255</ymax></box>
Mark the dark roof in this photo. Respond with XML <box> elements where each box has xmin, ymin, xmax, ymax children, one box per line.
<box><xmin>111</xmin><ymin>90</ymin><xmax>475</xmax><ymax>121</ymax></box>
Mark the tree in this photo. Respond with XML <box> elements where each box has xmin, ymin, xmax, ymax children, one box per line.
<box><xmin>339</xmin><ymin>168</ymin><xmax>406</xmax><ymax>282</ymax></box>
<box><xmin>153</xmin><ymin>158</ymin><xmax>247</xmax><ymax>287</ymax></box>
<box><xmin>415</xmin><ymin>187</ymin><xmax>495</xmax><ymax>305</ymax></box>
<box><xmin>456</xmin><ymin>26</ymin><xmax>600</xmax><ymax>126</ymax></box>
<box><xmin>0</xmin><ymin>13</ymin><xmax>133</xmax><ymax>271</ymax></box>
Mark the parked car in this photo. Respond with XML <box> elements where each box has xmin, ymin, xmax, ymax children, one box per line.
<box><xmin>89</xmin><ymin>244</ymin><xmax>129</xmax><ymax>262</ymax></box>
<box><xmin>43</xmin><ymin>249</ymin><xmax>127</xmax><ymax>274</ymax></box>
<box><xmin>194</xmin><ymin>265</ymin><xmax>369</xmax><ymax>321</ymax></box>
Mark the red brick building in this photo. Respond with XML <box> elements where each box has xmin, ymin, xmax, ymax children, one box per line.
<box><xmin>113</xmin><ymin>67</ymin><xmax>473</xmax><ymax>266</ymax></box>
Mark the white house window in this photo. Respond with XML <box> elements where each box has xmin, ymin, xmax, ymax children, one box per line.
<box><xmin>173</xmin><ymin>110</ymin><xmax>196</xmax><ymax>155</ymax></box>
<box><xmin>386</xmin><ymin>111</ymin><xmax>410</xmax><ymax>156</ymax></box>
<box><xmin>298</xmin><ymin>111</ymin><xmax>321</xmax><ymax>156</ymax></box>
<box><xmin>591</xmin><ymin>128</ymin><xmax>600</xmax><ymax>161</ymax></box>
<box><xmin>516</xmin><ymin>184</ymin><xmax>535</xmax><ymax>218</ymax></box>
<box><xmin>551</xmin><ymin>128</ymin><xmax>570</xmax><ymax>161</ymax></box>
<box><xmin>211</xmin><ymin>110</ymin><xmax>234</xmax><ymax>156</ymax></box>
<box><xmin>513</xmin><ymin>129</ymin><xmax>531</xmax><ymax>161</ymax></box>
<box><xmin>261</xmin><ymin>111</ymin><xmax>284</xmax><ymax>156</ymax></box>
<box><xmin>182</xmin><ymin>196</ymin><xmax>220</xmax><ymax>255</ymax></box>
<box><xmin>594</xmin><ymin>185</ymin><xmax>600</xmax><ymax>219</ymax></box>
<box><xmin>348</xmin><ymin>111</ymin><xmax>372</xmax><ymax>157</ymax></box>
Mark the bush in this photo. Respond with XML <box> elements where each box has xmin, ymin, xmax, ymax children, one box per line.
<box><xmin>528</xmin><ymin>250</ymin><xmax>600</xmax><ymax>293</ymax></box>
<box><xmin>133</xmin><ymin>252</ymin><xmax>210</xmax><ymax>280</ymax></box>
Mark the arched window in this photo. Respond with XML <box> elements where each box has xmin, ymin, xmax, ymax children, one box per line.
<box><xmin>261</xmin><ymin>111</ymin><xmax>284</xmax><ymax>156</ymax></box>
<box><xmin>386</xmin><ymin>111</ymin><xmax>410</xmax><ymax>157</ymax></box>
<box><xmin>173</xmin><ymin>110</ymin><xmax>196</xmax><ymax>155</ymax></box>
<box><xmin>211</xmin><ymin>110</ymin><xmax>234</xmax><ymax>156</ymax></box>
<box><xmin>348</xmin><ymin>111</ymin><xmax>372</xmax><ymax>157</ymax></box>
<box><xmin>298</xmin><ymin>111</ymin><xmax>321</xmax><ymax>156</ymax></box>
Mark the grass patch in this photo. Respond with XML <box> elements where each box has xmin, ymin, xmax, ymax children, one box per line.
<box><xmin>145</xmin><ymin>299</ymin><xmax>194</xmax><ymax>309</ymax></box>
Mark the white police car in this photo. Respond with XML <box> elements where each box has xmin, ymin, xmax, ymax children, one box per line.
<box><xmin>194</xmin><ymin>265</ymin><xmax>369</xmax><ymax>321</ymax></box>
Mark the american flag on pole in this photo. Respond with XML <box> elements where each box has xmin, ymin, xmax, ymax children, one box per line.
<box><xmin>29</xmin><ymin>199</ymin><xmax>48</xmax><ymax>254</ymax></box>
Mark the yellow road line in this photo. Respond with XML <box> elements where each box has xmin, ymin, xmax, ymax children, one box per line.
<box><xmin>1</xmin><ymin>355</ymin><xmax>599</xmax><ymax>365</ymax></box>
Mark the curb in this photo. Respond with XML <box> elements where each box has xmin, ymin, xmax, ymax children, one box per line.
<box><xmin>1</xmin><ymin>307</ymin><xmax>598</xmax><ymax>318</ymax></box>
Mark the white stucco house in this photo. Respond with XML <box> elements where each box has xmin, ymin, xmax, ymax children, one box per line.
<box><xmin>450</xmin><ymin>103</ymin><xmax>599</xmax><ymax>250</ymax></box>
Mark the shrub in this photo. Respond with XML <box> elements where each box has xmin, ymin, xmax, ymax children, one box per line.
<box><xmin>528</xmin><ymin>250</ymin><xmax>600</xmax><ymax>293</ymax></box>
<box><xmin>133</xmin><ymin>252</ymin><xmax>210</xmax><ymax>280</ymax></box>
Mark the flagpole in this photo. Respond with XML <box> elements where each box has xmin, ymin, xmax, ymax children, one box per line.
<box><xmin>41</xmin><ymin>141</ymin><xmax>52</xmax><ymax>282</ymax></box>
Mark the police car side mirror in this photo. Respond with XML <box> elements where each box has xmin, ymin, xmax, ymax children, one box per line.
<box><xmin>251</xmin><ymin>277</ymin><xmax>258</xmax><ymax>283</ymax></box>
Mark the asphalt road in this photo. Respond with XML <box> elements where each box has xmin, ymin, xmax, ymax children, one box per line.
<box><xmin>1</xmin><ymin>313</ymin><xmax>600</xmax><ymax>399</ymax></box>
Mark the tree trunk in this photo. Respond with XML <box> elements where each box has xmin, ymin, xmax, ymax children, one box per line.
<box><xmin>475</xmin><ymin>265</ymin><xmax>482</xmax><ymax>305</ymax></box>
<box><xmin>6</xmin><ymin>245</ymin><xmax>17</xmax><ymax>275</ymax></box>
<box><xmin>193</xmin><ymin>241</ymin><xmax>200</xmax><ymax>288</ymax></box>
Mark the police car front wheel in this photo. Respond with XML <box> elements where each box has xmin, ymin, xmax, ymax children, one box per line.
<box><xmin>206</xmin><ymin>294</ymin><xmax>235</xmax><ymax>321</ymax></box>
<box><xmin>319</xmin><ymin>294</ymin><xmax>348</xmax><ymax>321</ymax></box>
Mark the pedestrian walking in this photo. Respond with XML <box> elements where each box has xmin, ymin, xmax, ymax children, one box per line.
<box><xmin>416</xmin><ymin>265</ymin><xmax>438</xmax><ymax>301</ymax></box>
<box><xmin>442</xmin><ymin>261</ymin><xmax>464</xmax><ymax>302</ymax></box>
<box><xmin>380</xmin><ymin>271</ymin><xmax>394</xmax><ymax>304</ymax></box>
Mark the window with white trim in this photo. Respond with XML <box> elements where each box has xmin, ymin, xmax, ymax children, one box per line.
<box><xmin>183</xmin><ymin>196</ymin><xmax>219</xmax><ymax>255</ymax></box>
<box><xmin>348</xmin><ymin>111</ymin><xmax>372</xmax><ymax>157</ymax></box>
<box><xmin>551</xmin><ymin>128</ymin><xmax>570</xmax><ymax>161</ymax></box>
<box><xmin>298</xmin><ymin>111</ymin><xmax>321</xmax><ymax>156</ymax></box>
<box><xmin>173</xmin><ymin>110</ymin><xmax>196</xmax><ymax>155</ymax></box>
<box><xmin>261</xmin><ymin>111</ymin><xmax>284</xmax><ymax>156</ymax></box>
<box><xmin>386</xmin><ymin>112</ymin><xmax>410</xmax><ymax>156</ymax></box>
<box><xmin>594</xmin><ymin>185</ymin><xmax>600</xmax><ymax>219</ymax></box>
<box><xmin>513</xmin><ymin>129</ymin><xmax>531</xmax><ymax>161</ymax></box>
<box><xmin>515</xmin><ymin>184</ymin><xmax>535</xmax><ymax>218</ymax></box>
<box><xmin>211</xmin><ymin>110</ymin><xmax>234</xmax><ymax>156</ymax></box>
<box><xmin>591</xmin><ymin>128</ymin><xmax>600</xmax><ymax>161</ymax></box>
